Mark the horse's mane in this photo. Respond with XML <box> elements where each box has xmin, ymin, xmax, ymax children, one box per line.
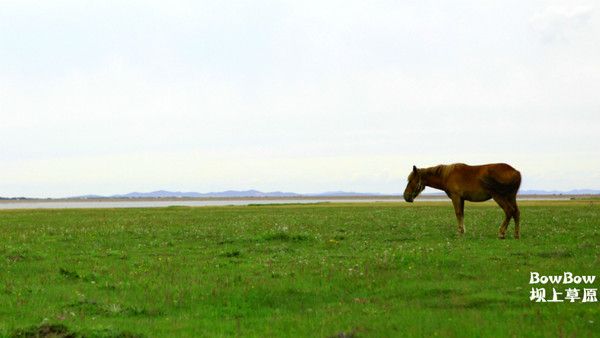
<box><xmin>409</xmin><ymin>163</ymin><xmax>463</xmax><ymax>181</ymax></box>
<box><xmin>420</xmin><ymin>164</ymin><xmax>461</xmax><ymax>179</ymax></box>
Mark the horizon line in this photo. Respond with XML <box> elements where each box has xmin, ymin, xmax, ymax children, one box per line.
<box><xmin>2</xmin><ymin>188</ymin><xmax>600</xmax><ymax>200</ymax></box>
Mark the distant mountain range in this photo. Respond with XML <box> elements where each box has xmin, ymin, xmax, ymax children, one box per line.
<box><xmin>519</xmin><ymin>189</ymin><xmax>600</xmax><ymax>195</ymax></box>
<box><xmin>71</xmin><ymin>190</ymin><xmax>384</xmax><ymax>199</ymax></box>
<box><xmin>73</xmin><ymin>190</ymin><xmax>300</xmax><ymax>199</ymax></box>
<box><xmin>67</xmin><ymin>189</ymin><xmax>600</xmax><ymax>199</ymax></box>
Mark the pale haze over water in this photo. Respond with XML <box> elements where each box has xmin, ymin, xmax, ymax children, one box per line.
<box><xmin>0</xmin><ymin>196</ymin><xmax>571</xmax><ymax>210</ymax></box>
<box><xmin>1</xmin><ymin>1</ymin><xmax>599</xmax><ymax>198</ymax></box>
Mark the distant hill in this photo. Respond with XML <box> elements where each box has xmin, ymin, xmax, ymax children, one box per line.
<box><xmin>65</xmin><ymin>188</ymin><xmax>600</xmax><ymax>199</ymax></box>
<box><xmin>113</xmin><ymin>190</ymin><xmax>204</xmax><ymax>198</ymax></box>
<box><xmin>73</xmin><ymin>190</ymin><xmax>302</xmax><ymax>199</ymax></box>
<box><xmin>71</xmin><ymin>194</ymin><xmax>106</xmax><ymax>199</ymax></box>
<box><xmin>520</xmin><ymin>189</ymin><xmax>600</xmax><ymax>195</ymax></box>
<box><xmin>305</xmin><ymin>191</ymin><xmax>384</xmax><ymax>197</ymax></box>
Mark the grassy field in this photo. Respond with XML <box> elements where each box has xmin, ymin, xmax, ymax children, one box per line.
<box><xmin>1</xmin><ymin>200</ymin><xmax>599</xmax><ymax>337</ymax></box>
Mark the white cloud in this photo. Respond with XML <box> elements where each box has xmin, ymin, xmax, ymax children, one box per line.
<box><xmin>530</xmin><ymin>5</ymin><xmax>594</xmax><ymax>42</ymax></box>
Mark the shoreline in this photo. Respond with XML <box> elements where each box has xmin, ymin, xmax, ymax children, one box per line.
<box><xmin>0</xmin><ymin>194</ymin><xmax>594</xmax><ymax>210</ymax></box>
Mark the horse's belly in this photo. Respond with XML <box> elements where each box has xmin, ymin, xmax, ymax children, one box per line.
<box><xmin>463</xmin><ymin>191</ymin><xmax>492</xmax><ymax>202</ymax></box>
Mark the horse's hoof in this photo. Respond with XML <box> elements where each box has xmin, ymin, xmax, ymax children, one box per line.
<box><xmin>498</xmin><ymin>234</ymin><xmax>506</xmax><ymax>239</ymax></box>
<box><xmin>514</xmin><ymin>234</ymin><xmax>520</xmax><ymax>239</ymax></box>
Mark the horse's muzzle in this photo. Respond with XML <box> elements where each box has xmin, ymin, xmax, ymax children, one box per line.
<box><xmin>404</xmin><ymin>196</ymin><xmax>414</xmax><ymax>203</ymax></box>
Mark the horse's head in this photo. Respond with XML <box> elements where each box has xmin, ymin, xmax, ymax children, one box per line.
<box><xmin>404</xmin><ymin>165</ymin><xmax>425</xmax><ymax>202</ymax></box>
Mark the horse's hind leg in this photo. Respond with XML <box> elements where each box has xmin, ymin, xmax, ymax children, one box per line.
<box><xmin>492</xmin><ymin>196</ymin><xmax>513</xmax><ymax>239</ymax></box>
<box><xmin>510</xmin><ymin>195</ymin><xmax>521</xmax><ymax>239</ymax></box>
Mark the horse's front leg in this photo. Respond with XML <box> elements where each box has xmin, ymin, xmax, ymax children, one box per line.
<box><xmin>451</xmin><ymin>196</ymin><xmax>465</xmax><ymax>234</ymax></box>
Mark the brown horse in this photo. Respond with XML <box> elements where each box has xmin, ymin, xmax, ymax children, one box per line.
<box><xmin>403</xmin><ymin>163</ymin><xmax>521</xmax><ymax>239</ymax></box>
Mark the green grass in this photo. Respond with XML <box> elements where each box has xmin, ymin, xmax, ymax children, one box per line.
<box><xmin>1</xmin><ymin>200</ymin><xmax>599</xmax><ymax>337</ymax></box>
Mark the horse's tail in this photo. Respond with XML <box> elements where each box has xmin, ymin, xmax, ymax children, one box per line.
<box><xmin>481</xmin><ymin>169</ymin><xmax>521</xmax><ymax>196</ymax></box>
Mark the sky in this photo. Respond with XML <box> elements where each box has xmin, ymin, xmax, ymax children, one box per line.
<box><xmin>1</xmin><ymin>0</ymin><xmax>599</xmax><ymax>198</ymax></box>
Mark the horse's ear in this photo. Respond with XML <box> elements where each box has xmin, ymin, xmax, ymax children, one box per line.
<box><xmin>413</xmin><ymin>165</ymin><xmax>418</xmax><ymax>174</ymax></box>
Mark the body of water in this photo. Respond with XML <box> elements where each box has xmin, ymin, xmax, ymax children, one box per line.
<box><xmin>0</xmin><ymin>196</ymin><xmax>572</xmax><ymax>210</ymax></box>
<box><xmin>0</xmin><ymin>198</ymin><xmax>407</xmax><ymax>209</ymax></box>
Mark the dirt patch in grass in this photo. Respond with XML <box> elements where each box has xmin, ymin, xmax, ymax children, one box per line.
<box><xmin>6</xmin><ymin>254</ymin><xmax>26</xmax><ymax>262</ymax></box>
<box><xmin>262</xmin><ymin>232</ymin><xmax>311</xmax><ymax>242</ymax></box>
<box><xmin>10</xmin><ymin>323</ymin><xmax>145</xmax><ymax>338</ymax></box>
<box><xmin>535</xmin><ymin>251</ymin><xmax>573</xmax><ymax>258</ymax></box>
<box><xmin>11</xmin><ymin>324</ymin><xmax>76</xmax><ymax>338</ymax></box>
<box><xmin>59</xmin><ymin>268</ymin><xmax>81</xmax><ymax>280</ymax></box>
<box><xmin>221</xmin><ymin>249</ymin><xmax>242</xmax><ymax>258</ymax></box>
<box><xmin>58</xmin><ymin>268</ymin><xmax>100</xmax><ymax>283</ymax></box>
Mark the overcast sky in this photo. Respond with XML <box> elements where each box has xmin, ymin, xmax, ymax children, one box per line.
<box><xmin>1</xmin><ymin>1</ymin><xmax>599</xmax><ymax>197</ymax></box>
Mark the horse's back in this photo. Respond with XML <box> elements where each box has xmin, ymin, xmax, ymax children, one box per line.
<box><xmin>479</xmin><ymin>163</ymin><xmax>521</xmax><ymax>196</ymax></box>
<box><xmin>446</xmin><ymin>163</ymin><xmax>521</xmax><ymax>197</ymax></box>
<box><xmin>484</xmin><ymin>163</ymin><xmax>521</xmax><ymax>183</ymax></box>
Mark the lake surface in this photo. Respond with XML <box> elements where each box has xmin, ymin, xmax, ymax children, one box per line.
<box><xmin>0</xmin><ymin>196</ymin><xmax>571</xmax><ymax>210</ymax></box>
<box><xmin>0</xmin><ymin>198</ymin><xmax>406</xmax><ymax>209</ymax></box>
